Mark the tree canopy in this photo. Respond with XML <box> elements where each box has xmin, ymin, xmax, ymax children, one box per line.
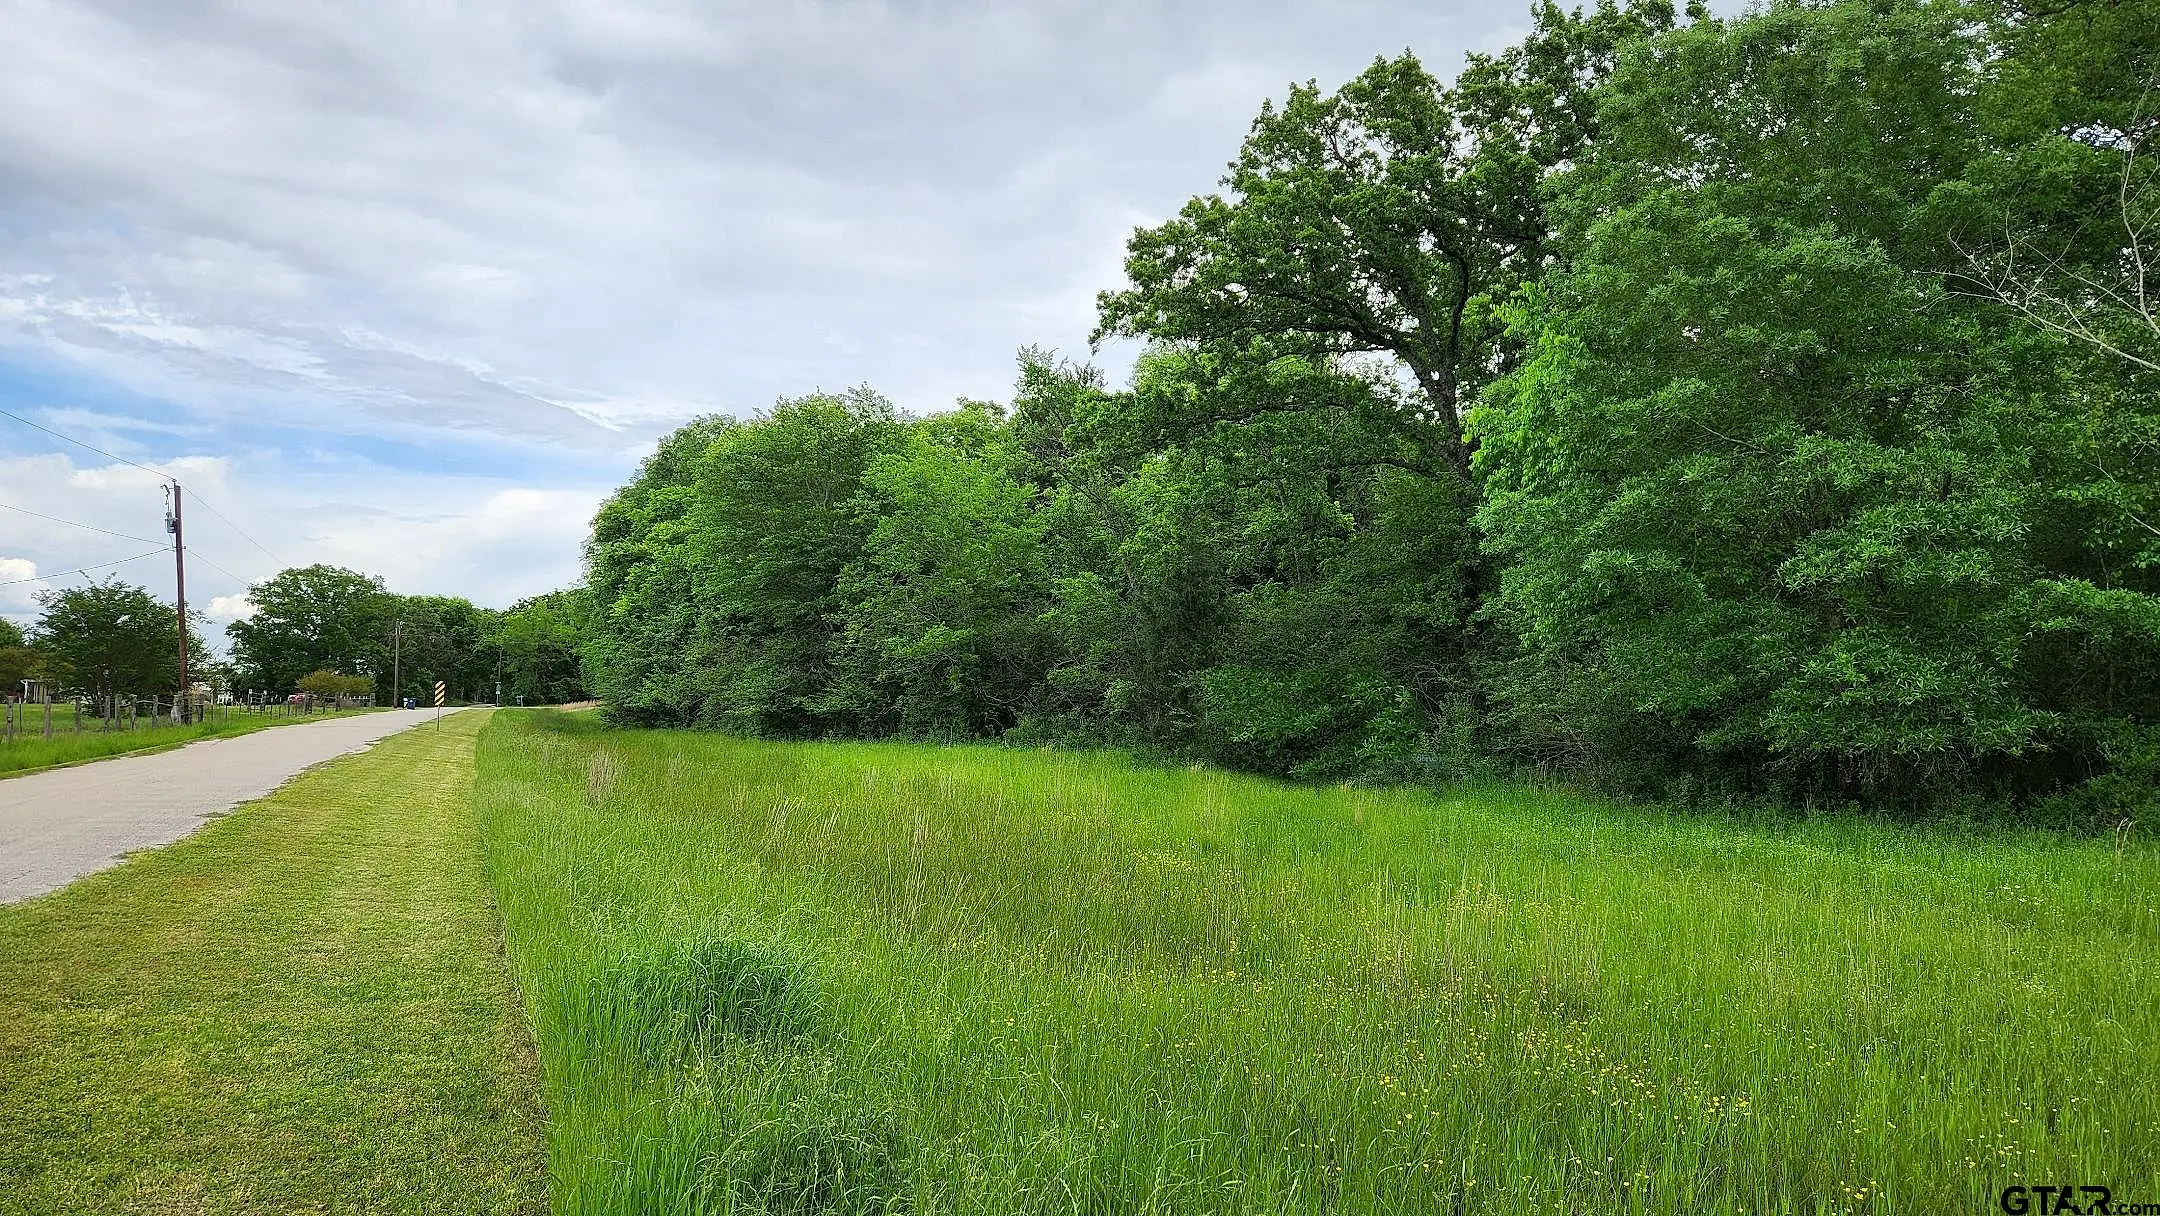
<box><xmin>222</xmin><ymin>564</ymin><xmax>589</xmax><ymax>704</ymax></box>
<box><xmin>226</xmin><ymin>565</ymin><xmax>395</xmax><ymax>697</ymax></box>
<box><xmin>575</xmin><ymin>0</ymin><xmax>2155</xmax><ymax>825</ymax></box>
<box><xmin>31</xmin><ymin>580</ymin><xmax>205</xmax><ymax>701</ymax></box>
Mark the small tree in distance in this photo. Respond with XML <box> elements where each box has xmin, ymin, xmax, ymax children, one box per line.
<box><xmin>0</xmin><ymin>616</ymin><xmax>40</xmax><ymax>695</ymax></box>
<box><xmin>33</xmin><ymin>580</ymin><xmax>205</xmax><ymax>703</ymax></box>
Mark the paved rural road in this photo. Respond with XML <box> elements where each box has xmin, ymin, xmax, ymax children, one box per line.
<box><xmin>0</xmin><ymin>708</ymin><xmax>459</xmax><ymax>905</ymax></box>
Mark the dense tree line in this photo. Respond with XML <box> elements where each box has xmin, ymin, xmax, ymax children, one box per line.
<box><xmin>4</xmin><ymin>569</ymin><xmax>589</xmax><ymax>707</ymax></box>
<box><xmin>582</xmin><ymin>0</ymin><xmax>2157</xmax><ymax>824</ymax></box>
<box><xmin>226</xmin><ymin>565</ymin><xmax>591</xmax><ymax>705</ymax></box>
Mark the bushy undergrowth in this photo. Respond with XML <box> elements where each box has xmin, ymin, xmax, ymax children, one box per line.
<box><xmin>477</xmin><ymin>711</ymin><xmax>2160</xmax><ymax>1214</ymax></box>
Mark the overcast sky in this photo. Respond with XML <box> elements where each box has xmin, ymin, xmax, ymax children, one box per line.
<box><xmin>0</xmin><ymin>0</ymin><xmax>1530</xmax><ymax>641</ymax></box>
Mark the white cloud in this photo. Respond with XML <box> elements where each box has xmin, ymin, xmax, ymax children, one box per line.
<box><xmin>0</xmin><ymin>451</ymin><xmax>600</xmax><ymax>647</ymax></box>
<box><xmin>0</xmin><ymin>0</ymin><xmax>1527</xmax><ymax>607</ymax></box>
<box><xmin>0</xmin><ymin>0</ymin><xmax>1523</xmax><ymax>428</ymax></box>
<box><xmin>303</xmin><ymin>486</ymin><xmax>605</xmax><ymax>607</ymax></box>
<box><xmin>0</xmin><ymin>556</ymin><xmax>42</xmax><ymax>617</ymax></box>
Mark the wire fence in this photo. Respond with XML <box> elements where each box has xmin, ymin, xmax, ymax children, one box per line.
<box><xmin>0</xmin><ymin>695</ymin><xmax>360</xmax><ymax>745</ymax></box>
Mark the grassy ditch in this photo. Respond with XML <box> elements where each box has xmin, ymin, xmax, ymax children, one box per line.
<box><xmin>0</xmin><ymin>708</ymin><xmax>546</xmax><ymax>1213</ymax></box>
<box><xmin>475</xmin><ymin>711</ymin><xmax>2159</xmax><ymax>1214</ymax></box>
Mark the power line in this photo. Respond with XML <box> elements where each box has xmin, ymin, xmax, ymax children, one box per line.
<box><xmin>182</xmin><ymin>545</ymin><xmax>249</xmax><ymax>588</ymax></box>
<box><xmin>0</xmin><ymin>406</ymin><xmax>285</xmax><ymax>568</ymax></box>
<box><xmin>0</xmin><ymin>500</ymin><xmax>167</xmax><ymax>547</ymax></box>
<box><xmin>0</xmin><ymin>407</ymin><xmax>168</xmax><ymax>478</ymax></box>
<box><xmin>184</xmin><ymin>490</ymin><xmax>282</xmax><ymax>565</ymax></box>
<box><xmin>1</xmin><ymin>409</ymin><xmax>260</xmax><ymax>715</ymax></box>
<box><xmin>0</xmin><ymin>549</ymin><xmax>167</xmax><ymax>588</ymax></box>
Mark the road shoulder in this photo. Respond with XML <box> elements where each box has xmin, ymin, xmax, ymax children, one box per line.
<box><xmin>0</xmin><ymin>707</ymin><xmax>453</xmax><ymax>905</ymax></box>
<box><xmin>0</xmin><ymin>707</ymin><xmax>546</xmax><ymax>1214</ymax></box>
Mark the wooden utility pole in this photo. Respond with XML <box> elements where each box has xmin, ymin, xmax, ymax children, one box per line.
<box><xmin>166</xmin><ymin>482</ymin><xmax>189</xmax><ymax>723</ymax></box>
<box><xmin>391</xmin><ymin>619</ymin><xmax>402</xmax><ymax>709</ymax></box>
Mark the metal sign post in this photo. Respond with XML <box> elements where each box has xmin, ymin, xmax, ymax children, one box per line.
<box><xmin>433</xmin><ymin>680</ymin><xmax>445</xmax><ymax>730</ymax></box>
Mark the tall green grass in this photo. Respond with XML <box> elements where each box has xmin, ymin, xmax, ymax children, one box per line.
<box><xmin>474</xmin><ymin>711</ymin><xmax>2160</xmax><ymax>1215</ymax></box>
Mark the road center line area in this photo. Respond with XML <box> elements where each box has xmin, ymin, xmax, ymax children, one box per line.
<box><xmin>0</xmin><ymin>708</ymin><xmax>547</xmax><ymax>1213</ymax></box>
<box><xmin>0</xmin><ymin>707</ymin><xmax>454</xmax><ymax>905</ymax></box>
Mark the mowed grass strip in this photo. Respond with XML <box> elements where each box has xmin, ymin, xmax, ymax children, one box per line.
<box><xmin>476</xmin><ymin>711</ymin><xmax>2160</xmax><ymax>1216</ymax></box>
<box><xmin>0</xmin><ymin>708</ymin><xmax>547</xmax><ymax>1215</ymax></box>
